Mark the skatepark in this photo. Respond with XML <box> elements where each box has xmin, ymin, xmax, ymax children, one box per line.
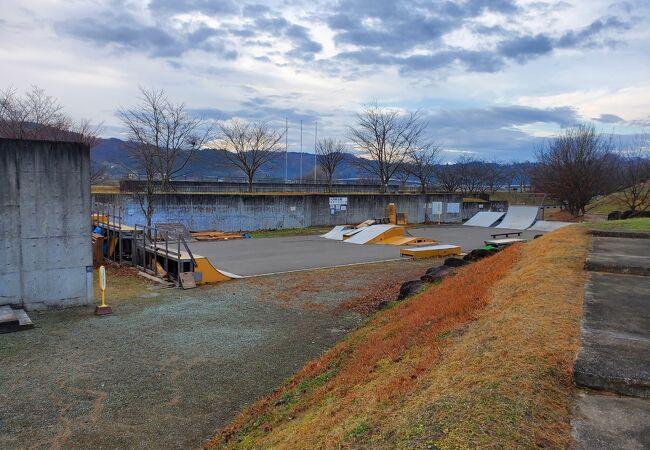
<box><xmin>188</xmin><ymin>224</ymin><xmax>543</xmax><ymax>277</ymax></box>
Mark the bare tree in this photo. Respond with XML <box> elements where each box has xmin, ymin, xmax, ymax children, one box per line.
<box><xmin>482</xmin><ymin>159</ymin><xmax>505</xmax><ymax>193</ymax></box>
<box><xmin>532</xmin><ymin>124</ymin><xmax>618</xmax><ymax>216</ymax></box>
<box><xmin>118</xmin><ymin>87</ymin><xmax>211</xmax><ymax>226</ymax></box>
<box><xmin>406</xmin><ymin>143</ymin><xmax>442</xmax><ymax>193</ymax></box>
<box><xmin>118</xmin><ymin>87</ymin><xmax>210</xmax><ymax>190</ymax></box>
<box><xmin>0</xmin><ymin>85</ymin><xmax>102</xmax><ymax>143</ymax></box>
<box><xmin>611</xmin><ymin>136</ymin><xmax>650</xmax><ymax>211</ymax></box>
<box><xmin>0</xmin><ymin>85</ymin><xmax>69</xmax><ymax>140</ymax></box>
<box><xmin>349</xmin><ymin>102</ymin><xmax>426</xmax><ymax>191</ymax></box>
<box><xmin>1</xmin><ymin>85</ymin><xmax>105</xmax><ymax>183</ymax></box>
<box><xmin>435</xmin><ymin>163</ymin><xmax>461</xmax><ymax>192</ymax></box>
<box><xmin>316</xmin><ymin>138</ymin><xmax>346</xmax><ymax>192</ymax></box>
<box><xmin>507</xmin><ymin>162</ymin><xmax>534</xmax><ymax>192</ymax></box>
<box><xmin>456</xmin><ymin>155</ymin><xmax>488</xmax><ymax>196</ymax></box>
<box><xmin>216</xmin><ymin>120</ymin><xmax>284</xmax><ymax>192</ymax></box>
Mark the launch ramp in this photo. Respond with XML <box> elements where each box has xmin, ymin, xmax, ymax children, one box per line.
<box><xmin>496</xmin><ymin>206</ymin><xmax>539</xmax><ymax>230</ymax></box>
<box><xmin>344</xmin><ymin>224</ymin><xmax>403</xmax><ymax>245</ymax></box>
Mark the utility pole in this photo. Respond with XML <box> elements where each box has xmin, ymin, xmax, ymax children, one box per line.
<box><xmin>299</xmin><ymin>120</ymin><xmax>303</xmax><ymax>181</ymax></box>
<box><xmin>314</xmin><ymin>120</ymin><xmax>317</xmax><ymax>182</ymax></box>
<box><xmin>285</xmin><ymin>117</ymin><xmax>288</xmax><ymax>182</ymax></box>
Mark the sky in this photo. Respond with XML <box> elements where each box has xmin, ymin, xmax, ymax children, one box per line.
<box><xmin>1</xmin><ymin>0</ymin><xmax>648</xmax><ymax>161</ymax></box>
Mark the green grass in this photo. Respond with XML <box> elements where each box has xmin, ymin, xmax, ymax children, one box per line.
<box><xmin>247</xmin><ymin>226</ymin><xmax>331</xmax><ymax>238</ymax></box>
<box><xmin>588</xmin><ymin>217</ymin><xmax>650</xmax><ymax>232</ymax></box>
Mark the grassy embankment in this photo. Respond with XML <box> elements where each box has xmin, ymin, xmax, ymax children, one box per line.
<box><xmin>588</xmin><ymin>217</ymin><xmax>650</xmax><ymax>232</ymax></box>
<box><xmin>247</xmin><ymin>226</ymin><xmax>332</xmax><ymax>238</ymax></box>
<box><xmin>206</xmin><ymin>225</ymin><xmax>589</xmax><ymax>449</ymax></box>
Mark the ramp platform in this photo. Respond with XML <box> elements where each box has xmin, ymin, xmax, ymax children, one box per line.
<box><xmin>528</xmin><ymin>220</ymin><xmax>573</xmax><ymax>232</ymax></box>
<box><xmin>400</xmin><ymin>244</ymin><xmax>461</xmax><ymax>259</ymax></box>
<box><xmin>464</xmin><ymin>211</ymin><xmax>505</xmax><ymax>227</ymax></box>
<box><xmin>496</xmin><ymin>206</ymin><xmax>539</xmax><ymax>230</ymax></box>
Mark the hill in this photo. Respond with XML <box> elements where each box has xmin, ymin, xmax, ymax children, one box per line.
<box><xmin>90</xmin><ymin>138</ymin><xmax>366</xmax><ymax>180</ymax></box>
<box><xmin>205</xmin><ymin>226</ymin><xmax>589</xmax><ymax>449</ymax></box>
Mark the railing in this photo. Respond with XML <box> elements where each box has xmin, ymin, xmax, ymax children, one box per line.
<box><xmin>132</xmin><ymin>224</ymin><xmax>196</xmax><ymax>282</ymax></box>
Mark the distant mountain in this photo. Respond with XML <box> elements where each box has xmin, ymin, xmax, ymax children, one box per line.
<box><xmin>91</xmin><ymin>137</ymin><xmax>367</xmax><ymax>181</ymax></box>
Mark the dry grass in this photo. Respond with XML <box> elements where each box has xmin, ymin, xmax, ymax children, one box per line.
<box><xmin>204</xmin><ymin>226</ymin><xmax>589</xmax><ymax>449</ymax></box>
<box><xmin>92</xmin><ymin>263</ymin><xmax>153</xmax><ymax>304</ymax></box>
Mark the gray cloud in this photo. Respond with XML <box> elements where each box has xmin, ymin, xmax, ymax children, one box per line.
<box><xmin>593</xmin><ymin>113</ymin><xmax>624</xmax><ymax>123</ymax></box>
<box><xmin>327</xmin><ymin>0</ymin><xmax>632</xmax><ymax>74</ymax></box>
<box><xmin>424</xmin><ymin>105</ymin><xmax>582</xmax><ymax>159</ymax></box>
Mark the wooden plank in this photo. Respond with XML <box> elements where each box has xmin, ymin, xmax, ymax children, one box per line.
<box><xmin>0</xmin><ymin>305</ymin><xmax>19</xmax><ymax>334</ymax></box>
<box><xmin>179</xmin><ymin>272</ymin><xmax>196</xmax><ymax>289</ymax></box>
<box><xmin>13</xmin><ymin>309</ymin><xmax>34</xmax><ymax>330</ymax></box>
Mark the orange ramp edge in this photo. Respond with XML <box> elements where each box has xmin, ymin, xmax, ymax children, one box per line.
<box><xmin>194</xmin><ymin>256</ymin><xmax>241</xmax><ymax>284</ymax></box>
<box><xmin>400</xmin><ymin>245</ymin><xmax>462</xmax><ymax>259</ymax></box>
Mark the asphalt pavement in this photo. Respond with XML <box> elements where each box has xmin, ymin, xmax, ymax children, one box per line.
<box><xmin>188</xmin><ymin>224</ymin><xmax>545</xmax><ymax>277</ymax></box>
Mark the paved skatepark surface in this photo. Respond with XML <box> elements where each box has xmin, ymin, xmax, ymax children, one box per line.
<box><xmin>188</xmin><ymin>225</ymin><xmax>544</xmax><ymax>277</ymax></box>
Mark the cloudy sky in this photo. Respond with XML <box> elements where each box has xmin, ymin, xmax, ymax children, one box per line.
<box><xmin>1</xmin><ymin>0</ymin><xmax>648</xmax><ymax>160</ymax></box>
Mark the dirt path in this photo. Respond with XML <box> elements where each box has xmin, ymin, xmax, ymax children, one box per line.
<box><xmin>0</xmin><ymin>259</ymin><xmax>431</xmax><ymax>449</ymax></box>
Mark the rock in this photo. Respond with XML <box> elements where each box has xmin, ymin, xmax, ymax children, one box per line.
<box><xmin>420</xmin><ymin>265</ymin><xmax>456</xmax><ymax>283</ymax></box>
<box><xmin>462</xmin><ymin>248</ymin><xmax>494</xmax><ymax>262</ymax></box>
<box><xmin>621</xmin><ymin>210</ymin><xmax>634</xmax><ymax>220</ymax></box>
<box><xmin>628</xmin><ymin>210</ymin><xmax>650</xmax><ymax>219</ymax></box>
<box><xmin>444</xmin><ymin>257</ymin><xmax>469</xmax><ymax>268</ymax></box>
<box><xmin>607</xmin><ymin>211</ymin><xmax>622</xmax><ymax>221</ymax></box>
<box><xmin>377</xmin><ymin>300</ymin><xmax>392</xmax><ymax>310</ymax></box>
<box><xmin>397</xmin><ymin>280</ymin><xmax>426</xmax><ymax>300</ymax></box>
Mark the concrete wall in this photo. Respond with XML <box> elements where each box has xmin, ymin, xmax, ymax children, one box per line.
<box><xmin>120</xmin><ymin>179</ymin><xmax>408</xmax><ymax>194</ymax></box>
<box><xmin>92</xmin><ymin>192</ymin><xmax>464</xmax><ymax>232</ymax></box>
<box><xmin>0</xmin><ymin>139</ymin><xmax>92</xmax><ymax>310</ymax></box>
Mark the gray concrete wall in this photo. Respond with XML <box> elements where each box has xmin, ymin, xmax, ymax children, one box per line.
<box><xmin>0</xmin><ymin>139</ymin><xmax>92</xmax><ymax>310</ymax></box>
<box><xmin>120</xmin><ymin>179</ymin><xmax>407</xmax><ymax>194</ymax></box>
<box><xmin>92</xmin><ymin>192</ymin><xmax>464</xmax><ymax>232</ymax></box>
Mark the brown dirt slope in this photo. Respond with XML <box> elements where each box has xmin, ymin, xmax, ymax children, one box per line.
<box><xmin>205</xmin><ymin>225</ymin><xmax>589</xmax><ymax>449</ymax></box>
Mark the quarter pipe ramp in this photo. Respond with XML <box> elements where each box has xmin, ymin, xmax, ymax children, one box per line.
<box><xmin>463</xmin><ymin>211</ymin><xmax>505</xmax><ymax>227</ymax></box>
<box><xmin>495</xmin><ymin>206</ymin><xmax>539</xmax><ymax>230</ymax></box>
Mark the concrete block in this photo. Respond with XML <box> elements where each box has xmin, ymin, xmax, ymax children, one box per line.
<box><xmin>572</xmin><ymin>392</ymin><xmax>650</xmax><ymax>450</ymax></box>
<box><xmin>574</xmin><ymin>273</ymin><xmax>650</xmax><ymax>398</ymax></box>
<box><xmin>19</xmin><ymin>235</ymin><xmax>91</xmax><ymax>272</ymax></box>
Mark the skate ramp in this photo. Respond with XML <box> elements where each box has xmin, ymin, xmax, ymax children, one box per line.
<box><xmin>463</xmin><ymin>211</ymin><xmax>505</xmax><ymax>227</ymax></box>
<box><xmin>529</xmin><ymin>221</ymin><xmax>574</xmax><ymax>232</ymax></box>
<box><xmin>321</xmin><ymin>226</ymin><xmax>352</xmax><ymax>240</ymax></box>
<box><xmin>496</xmin><ymin>206</ymin><xmax>539</xmax><ymax>230</ymax></box>
<box><xmin>194</xmin><ymin>256</ymin><xmax>242</xmax><ymax>283</ymax></box>
<box><xmin>344</xmin><ymin>224</ymin><xmax>402</xmax><ymax>245</ymax></box>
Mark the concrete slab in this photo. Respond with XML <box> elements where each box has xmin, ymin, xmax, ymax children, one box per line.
<box><xmin>574</xmin><ymin>273</ymin><xmax>650</xmax><ymax>398</ymax></box>
<box><xmin>586</xmin><ymin>237</ymin><xmax>650</xmax><ymax>276</ymax></box>
<box><xmin>188</xmin><ymin>225</ymin><xmax>543</xmax><ymax>277</ymax></box>
<box><xmin>528</xmin><ymin>220</ymin><xmax>574</xmax><ymax>232</ymax></box>
<box><xmin>572</xmin><ymin>392</ymin><xmax>650</xmax><ymax>450</ymax></box>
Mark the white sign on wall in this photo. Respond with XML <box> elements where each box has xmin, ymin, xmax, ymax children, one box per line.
<box><xmin>329</xmin><ymin>197</ymin><xmax>348</xmax><ymax>206</ymax></box>
<box><xmin>430</xmin><ymin>201</ymin><xmax>443</xmax><ymax>214</ymax></box>
<box><xmin>447</xmin><ymin>202</ymin><xmax>461</xmax><ymax>214</ymax></box>
<box><xmin>329</xmin><ymin>197</ymin><xmax>348</xmax><ymax>214</ymax></box>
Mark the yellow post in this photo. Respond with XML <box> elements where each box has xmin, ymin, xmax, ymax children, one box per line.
<box><xmin>95</xmin><ymin>265</ymin><xmax>113</xmax><ymax>315</ymax></box>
